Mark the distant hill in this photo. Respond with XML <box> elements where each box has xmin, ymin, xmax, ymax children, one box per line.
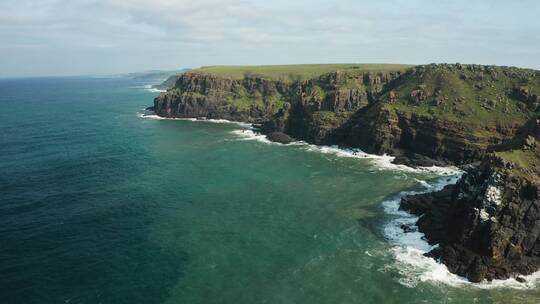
<box><xmin>152</xmin><ymin>74</ymin><xmax>185</xmax><ymax>90</ymax></box>
<box><xmin>123</xmin><ymin>69</ymin><xmax>189</xmax><ymax>82</ymax></box>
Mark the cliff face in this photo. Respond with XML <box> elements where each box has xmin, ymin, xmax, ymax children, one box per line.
<box><xmin>263</xmin><ymin>71</ymin><xmax>403</xmax><ymax>144</ymax></box>
<box><xmin>154</xmin><ymin>69</ymin><xmax>404</xmax><ymax>142</ymax></box>
<box><xmin>153</xmin><ymin>72</ymin><xmax>293</xmax><ymax>122</ymax></box>
<box><xmin>332</xmin><ymin>103</ymin><xmax>518</xmax><ymax>166</ymax></box>
<box><xmin>155</xmin><ymin>64</ymin><xmax>538</xmax><ymax>162</ymax></box>
<box><xmin>329</xmin><ymin>64</ymin><xmax>536</xmax><ymax>165</ymax></box>
<box><xmin>401</xmin><ymin>152</ymin><xmax>540</xmax><ymax>282</ymax></box>
<box><xmin>400</xmin><ymin>117</ymin><xmax>540</xmax><ymax>282</ymax></box>
<box><xmin>152</xmin><ymin>64</ymin><xmax>540</xmax><ymax>281</ymax></box>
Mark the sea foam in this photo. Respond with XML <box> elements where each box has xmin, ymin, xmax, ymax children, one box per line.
<box><xmin>137</xmin><ymin>110</ymin><xmax>252</xmax><ymax>128</ymax></box>
<box><xmin>229</xmin><ymin>129</ymin><xmax>275</xmax><ymax>144</ymax></box>
<box><xmin>130</xmin><ymin>85</ymin><xmax>166</xmax><ymax>93</ymax></box>
<box><xmin>382</xmin><ymin>175</ymin><xmax>540</xmax><ymax>289</ymax></box>
<box><xmin>230</xmin><ymin>126</ymin><xmax>540</xmax><ymax>288</ymax></box>
<box><xmin>142</xmin><ymin>84</ymin><xmax>166</xmax><ymax>93</ymax></box>
<box><xmin>229</xmin><ymin>129</ymin><xmax>460</xmax><ymax>175</ymax></box>
<box><xmin>137</xmin><ymin>112</ymin><xmax>540</xmax><ymax>288</ymax></box>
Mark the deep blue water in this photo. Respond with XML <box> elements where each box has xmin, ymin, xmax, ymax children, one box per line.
<box><xmin>1</xmin><ymin>77</ymin><xmax>540</xmax><ymax>303</ymax></box>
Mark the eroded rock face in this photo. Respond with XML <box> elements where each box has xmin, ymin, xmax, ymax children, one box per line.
<box><xmin>155</xmin><ymin>65</ymin><xmax>536</xmax><ymax>166</ymax></box>
<box><xmin>410</xmin><ymin>88</ymin><xmax>428</xmax><ymax>104</ymax></box>
<box><xmin>153</xmin><ymin>72</ymin><xmax>293</xmax><ymax>122</ymax></box>
<box><xmin>334</xmin><ymin>105</ymin><xmax>507</xmax><ymax>166</ymax></box>
<box><xmin>401</xmin><ymin>158</ymin><xmax>540</xmax><ymax>282</ymax></box>
<box><xmin>513</xmin><ymin>86</ymin><xmax>539</xmax><ymax>111</ymax></box>
<box><xmin>156</xmin><ymin>70</ymin><xmax>403</xmax><ymax>145</ymax></box>
<box><xmin>514</xmin><ymin>86</ymin><xmax>538</xmax><ymax>104</ymax></box>
<box><xmin>154</xmin><ymin>71</ymin><xmax>399</xmax><ymax>126</ymax></box>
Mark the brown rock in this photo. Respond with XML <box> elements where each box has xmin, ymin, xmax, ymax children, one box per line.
<box><xmin>266</xmin><ymin>132</ymin><xmax>295</xmax><ymax>144</ymax></box>
<box><xmin>389</xmin><ymin>91</ymin><xmax>397</xmax><ymax>102</ymax></box>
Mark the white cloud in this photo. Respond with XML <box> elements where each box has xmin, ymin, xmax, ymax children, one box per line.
<box><xmin>0</xmin><ymin>0</ymin><xmax>539</xmax><ymax>76</ymax></box>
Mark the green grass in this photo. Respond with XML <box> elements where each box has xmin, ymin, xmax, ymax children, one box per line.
<box><xmin>496</xmin><ymin>148</ymin><xmax>540</xmax><ymax>180</ymax></box>
<box><xmin>382</xmin><ymin>65</ymin><xmax>535</xmax><ymax>129</ymax></box>
<box><xmin>340</xmin><ymin>78</ymin><xmax>366</xmax><ymax>90</ymax></box>
<box><xmin>179</xmin><ymin>63</ymin><xmax>539</xmax><ymax>155</ymax></box>
<box><xmin>307</xmin><ymin>85</ymin><xmax>327</xmax><ymax>99</ymax></box>
<box><xmin>312</xmin><ymin>111</ymin><xmax>337</xmax><ymax>120</ymax></box>
<box><xmin>223</xmin><ymin>86</ymin><xmax>285</xmax><ymax>112</ymax></box>
<box><xmin>190</xmin><ymin>64</ymin><xmax>414</xmax><ymax>82</ymax></box>
<box><xmin>497</xmin><ymin>149</ymin><xmax>535</xmax><ymax>168</ymax></box>
<box><xmin>311</xmin><ymin>111</ymin><xmax>353</xmax><ymax>126</ymax></box>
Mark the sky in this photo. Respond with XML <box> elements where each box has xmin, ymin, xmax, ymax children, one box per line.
<box><xmin>1</xmin><ymin>0</ymin><xmax>539</xmax><ymax>77</ymax></box>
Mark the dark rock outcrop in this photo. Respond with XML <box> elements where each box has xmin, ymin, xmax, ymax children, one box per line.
<box><xmin>266</xmin><ymin>132</ymin><xmax>295</xmax><ymax>144</ymax></box>
<box><xmin>401</xmin><ymin>156</ymin><xmax>540</xmax><ymax>282</ymax></box>
<box><xmin>154</xmin><ymin>72</ymin><xmax>292</xmax><ymax>122</ymax></box>
<box><xmin>401</xmin><ymin>117</ymin><xmax>540</xmax><ymax>282</ymax></box>
<box><xmin>337</xmin><ymin>106</ymin><xmax>510</xmax><ymax>166</ymax></box>
<box><xmin>257</xmin><ymin>71</ymin><xmax>404</xmax><ymax>145</ymax></box>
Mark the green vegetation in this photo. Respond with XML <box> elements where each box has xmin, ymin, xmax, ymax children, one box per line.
<box><xmin>226</xmin><ymin>95</ymin><xmax>265</xmax><ymax>110</ymax></box>
<box><xmin>180</xmin><ymin>64</ymin><xmax>539</xmax><ymax>133</ymax></box>
<box><xmin>224</xmin><ymin>86</ymin><xmax>284</xmax><ymax>112</ymax></box>
<box><xmin>190</xmin><ymin>64</ymin><xmax>413</xmax><ymax>82</ymax></box>
<box><xmin>307</xmin><ymin>85</ymin><xmax>327</xmax><ymax>100</ymax></box>
<box><xmin>312</xmin><ymin>111</ymin><xmax>337</xmax><ymax>120</ymax></box>
<box><xmin>497</xmin><ymin>149</ymin><xmax>536</xmax><ymax>168</ymax></box>
<box><xmin>496</xmin><ymin>147</ymin><xmax>540</xmax><ymax>181</ymax></box>
<box><xmin>311</xmin><ymin>111</ymin><xmax>352</xmax><ymax>126</ymax></box>
<box><xmin>340</xmin><ymin>78</ymin><xmax>366</xmax><ymax>90</ymax></box>
<box><xmin>165</xmin><ymin>63</ymin><xmax>540</xmax><ymax>160</ymax></box>
<box><xmin>382</xmin><ymin>64</ymin><xmax>538</xmax><ymax>130</ymax></box>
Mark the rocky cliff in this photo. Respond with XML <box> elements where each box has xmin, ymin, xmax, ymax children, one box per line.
<box><xmin>153</xmin><ymin>72</ymin><xmax>295</xmax><ymax>122</ymax></box>
<box><xmin>154</xmin><ymin>64</ymin><xmax>537</xmax><ymax>166</ymax></box>
<box><xmin>153</xmin><ymin>68</ymin><xmax>403</xmax><ymax>127</ymax></box>
<box><xmin>151</xmin><ymin>63</ymin><xmax>540</xmax><ymax>281</ymax></box>
<box><xmin>330</xmin><ymin>64</ymin><xmax>537</xmax><ymax>166</ymax></box>
<box><xmin>401</xmin><ymin>117</ymin><xmax>540</xmax><ymax>282</ymax></box>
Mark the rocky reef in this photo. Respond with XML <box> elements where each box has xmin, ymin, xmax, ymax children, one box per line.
<box><xmin>152</xmin><ymin>63</ymin><xmax>540</xmax><ymax>282</ymax></box>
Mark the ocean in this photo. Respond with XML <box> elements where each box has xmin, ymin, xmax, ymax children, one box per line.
<box><xmin>1</xmin><ymin>77</ymin><xmax>540</xmax><ymax>303</ymax></box>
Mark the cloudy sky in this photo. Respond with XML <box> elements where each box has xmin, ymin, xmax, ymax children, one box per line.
<box><xmin>1</xmin><ymin>0</ymin><xmax>539</xmax><ymax>77</ymax></box>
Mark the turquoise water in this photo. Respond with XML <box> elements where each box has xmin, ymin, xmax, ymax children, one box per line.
<box><xmin>1</xmin><ymin>77</ymin><xmax>540</xmax><ymax>303</ymax></box>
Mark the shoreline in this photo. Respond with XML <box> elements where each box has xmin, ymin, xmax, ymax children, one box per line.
<box><xmin>138</xmin><ymin>110</ymin><xmax>461</xmax><ymax>175</ymax></box>
<box><xmin>138</xmin><ymin>110</ymin><xmax>540</xmax><ymax>288</ymax></box>
<box><xmin>382</xmin><ymin>177</ymin><xmax>540</xmax><ymax>289</ymax></box>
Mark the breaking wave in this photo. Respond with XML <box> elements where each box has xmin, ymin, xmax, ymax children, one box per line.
<box><xmin>130</xmin><ymin>84</ymin><xmax>166</xmax><ymax>93</ymax></box>
<box><xmin>136</xmin><ymin>110</ymin><xmax>252</xmax><ymax>128</ymax></box>
<box><xmin>229</xmin><ymin>128</ymin><xmax>460</xmax><ymax>175</ymax></box>
<box><xmin>382</xmin><ymin>176</ymin><xmax>540</xmax><ymax>289</ymax></box>
<box><xmin>136</xmin><ymin>111</ymin><xmax>540</xmax><ymax>288</ymax></box>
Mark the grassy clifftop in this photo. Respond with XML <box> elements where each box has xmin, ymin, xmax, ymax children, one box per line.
<box><xmin>381</xmin><ymin>64</ymin><xmax>539</xmax><ymax>127</ymax></box>
<box><xmin>159</xmin><ymin>63</ymin><xmax>540</xmax><ymax>164</ymax></box>
<box><xmin>190</xmin><ymin>64</ymin><xmax>413</xmax><ymax>82</ymax></box>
